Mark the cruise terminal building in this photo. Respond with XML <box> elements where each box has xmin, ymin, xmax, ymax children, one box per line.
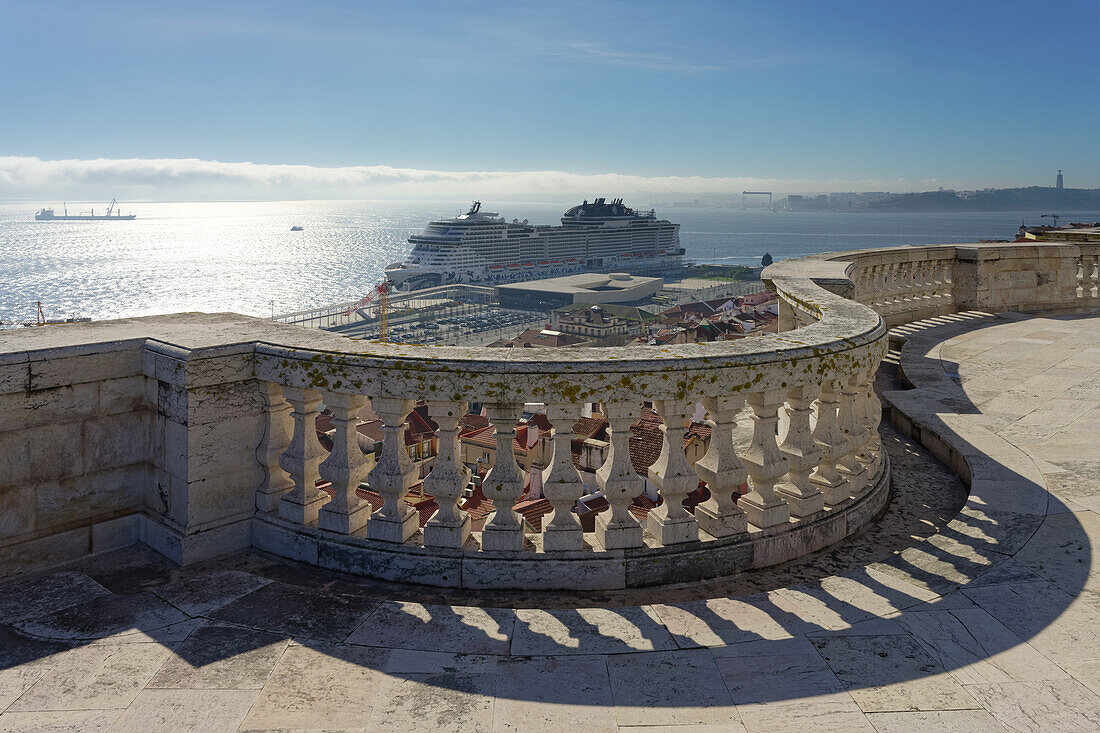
<box><xmin>494</xmin><ymin>272</ymin><xmax>663</xmax><ymax>310</ymax></box>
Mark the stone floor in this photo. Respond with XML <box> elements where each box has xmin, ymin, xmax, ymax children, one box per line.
<box><xmin>1</xmin><ymin>312</ymin><xmax>1099</xmax><ymax>732</ymax></box>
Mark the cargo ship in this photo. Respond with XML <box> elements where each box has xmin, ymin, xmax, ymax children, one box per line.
<box><xmin>34</xmin><ymin>199</ymin><xmax>136</xmax><ymax>221</ymax></box>
<box><xmin>384</xmin><ymin>199</ymin><xmax>685</xmax><ymax>289</ymax></box>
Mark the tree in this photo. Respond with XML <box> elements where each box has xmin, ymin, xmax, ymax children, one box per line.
<box><xmin>761</xmin><ymin>252</ymin><xmax>773</xmax><ymax>267</ymax></box>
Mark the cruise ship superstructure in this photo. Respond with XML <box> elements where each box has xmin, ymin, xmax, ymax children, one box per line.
<box><xmin>384</xmin><ymin>199</ymin><xmax>685</xmax><ymax>288</ymax></box>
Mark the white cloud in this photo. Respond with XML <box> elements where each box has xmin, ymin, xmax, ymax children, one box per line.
<box><xmin>0</xmin><ymin>155</ymin><xmax>943</xmax><ymax>201</ymax></box>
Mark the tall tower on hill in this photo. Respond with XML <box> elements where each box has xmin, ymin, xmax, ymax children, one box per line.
<box><xmin>1057</xmin><ymin>170</ymin><xmax>1064</xmax><ymax>189</ymax></box>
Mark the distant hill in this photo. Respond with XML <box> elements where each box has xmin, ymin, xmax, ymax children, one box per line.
<box><xmin>867</xmin><ymin>187</ymin><xmax>1100</xmax><ymax>212</ymax></box>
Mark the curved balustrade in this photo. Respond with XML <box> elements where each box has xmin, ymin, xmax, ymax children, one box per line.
<box><xmin>250</xmin><ymin>254</ymin><xmax>890</xmax><ymax>589</ymax></box>
<box><xmin>5</xmin><ymin>242</ymin><xmax>1099</xmax><ymax>585</ymax></box>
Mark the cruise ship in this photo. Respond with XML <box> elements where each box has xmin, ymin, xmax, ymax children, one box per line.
<box><xmin>384</xmin><ymin>199</ymin><xmax>685</xmax><ymax>289</ymax></box>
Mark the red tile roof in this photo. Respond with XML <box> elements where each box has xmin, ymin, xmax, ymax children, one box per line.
<box><xmin>459</xmin><ymin>413</ymin><xmax>490</xmax><ymax>436</ymax></box>
<box><xmin>513</xmin><ymin>498</ymin><xmax>553</xmax><ymax>532</ymax></box>
<box><xmin>572</xmin><ymin>416</ymin><xmax>607</xmax><ymax>440</ymax></box>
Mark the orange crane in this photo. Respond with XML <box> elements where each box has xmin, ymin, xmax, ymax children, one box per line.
<box><xmin>343</xmin><ymin>281</ymin><xmax>391</xmax><ymax>341</ymax></box>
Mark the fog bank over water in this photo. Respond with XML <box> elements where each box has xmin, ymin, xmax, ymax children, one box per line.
<box><xmin>0</xmin><ymin>156</ymin><xmax>958</xmax><ymax>202</ymax></box>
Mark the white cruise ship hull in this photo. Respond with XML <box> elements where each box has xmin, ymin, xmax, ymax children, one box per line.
<box><xmin>385</xmin><ymin>198</ymin><xmax>685</xmax><ymax>290</ymax></box>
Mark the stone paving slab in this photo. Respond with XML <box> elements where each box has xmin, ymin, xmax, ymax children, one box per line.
<box><xmin>0</xmin><ymin>312</ymin><xmax>1097</xmax><ymax>731</ymax></box>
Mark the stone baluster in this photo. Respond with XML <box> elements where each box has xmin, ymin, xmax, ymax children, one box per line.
<box><xmin>256</xmin><ymin>382</ymin><xmax>294</xmax><ymax>513</ymax></box>
<box><xmin>595</xmin><ymin>400</ymin><xmax>644</xmax><ymax>549</ymax></box>
<box><xmin>775</xmin><ymin>385</ymin><xmax>824</xmax><ymax>518</ymax></box>
<box><xmin>365</xmin><ymin>397</ymin><xmax>418</xmax><ymax>542</ymax></box>
<box><xmin>899</xmin><ymin>263</ymin><xmax>913</xmax><ymax>309</ymax></box>
<box><xmin>481</xmin><ymin>402</ymin><xmax>526</xmax><ymax>551</ymax></box>
<box><xmin>810</xmin><ymin>380</ymin><xmax>849</xmax><ymax>505</ymax></box>
<box><xmin>541</xmin><ymin>402</ymin><xmax>585</xmax><ymax>551</ymax></box>
<box><xmin>863</xmin><ymin>265</ymin><xmax>880</xmax><ymax>307</ymax></box>
<box><xmin>740</xmin><ymin>391</ymin><xmax>790</xmax><ymax>528</ymax></box>
<box><xmin>693</xmin><ymin>396</ymin><xmax>747</xmax><ymax>538</ymax></box>
<box><xmin>930</xmin><ymin>259</ymin><xmax>945</xmax><ymax>303</ymax></box>
<box><xmin>856</xmin><ymin>371</ymin><xmax>883</xmax><ymax>479</ymax></box>
<box><xmin>648</xmin><ymin>399</ymin><xmax>700</xmax><ymax>545</ymax></box>
<box><xmin>837</xmin><ymin>375</ymin><xmax>869</xmax><ymax>498</ymax></box>
<box><xmin>1090</xmin><ymin>256</ymin><xmax>1099</xmax><ymax>298</ymax></box>
<box><xmin>318</xmin><ymin>392</ymin><xmax>372</xmax><ymax>534</ymax></box>
<box><xmin>1077</xmin><ymin>257</ymin><xmax>1086</xmax><ymax>299</ymax></box>
<box><xmin>278</xmin><ymin>386</ymin><xmax>329</xmax><ymax>525</ymax></box>
<box><xmin>422</xmin><ymin>400</ymin><xmax>472</xmax><ymax>548</ymax></box>
<box><xmin>883</xmin><ymin>263</ymin><xmax>898</xmax><ymax>314</ymax></box>
<box><xmin>942</xmin><ymin>260</ymin><xmax>954</xmax><ymax>304</ymax></box>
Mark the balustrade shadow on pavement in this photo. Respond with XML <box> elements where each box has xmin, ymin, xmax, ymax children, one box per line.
<box><xmin>0</xmin><ymin>345</ymin><xmax>1091</xmax><ymax>716</ymax></box>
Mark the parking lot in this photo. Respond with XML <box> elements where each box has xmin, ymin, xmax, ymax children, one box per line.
<box><xmin>384</xmin><ymin>305</ymin><xmax>547</xmax><ymax>346</ymax></box>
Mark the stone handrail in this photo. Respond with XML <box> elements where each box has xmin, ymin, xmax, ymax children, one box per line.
<box><xmin>246</xmin><ymin>257</ymin><xmax>888</xmax><ymax>588</ymax></box>
<box><xmin>7</xmin><ymin>242</ymin><xmax>1094</xmax><ymax>586</ymax></box>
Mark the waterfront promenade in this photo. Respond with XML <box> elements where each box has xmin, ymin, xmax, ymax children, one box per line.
<box><xmin>1</xmin><ymin>311</ymin><xmax>1097</xmax><ymax>731</ymax></box>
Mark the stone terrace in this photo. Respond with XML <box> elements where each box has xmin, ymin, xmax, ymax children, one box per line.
<box><xmin>0</xmin><ymin>312</ymin><xmax>1098</xmax><ymax>730</ymax></box>
<box><xmin>1</xmin><ymin>242</ymin><xmax>1099</xmax><ymax>730</ymax></box>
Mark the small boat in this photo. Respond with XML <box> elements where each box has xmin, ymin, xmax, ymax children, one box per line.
<box><xmin>290</xmin><ymin>225</ymin><xmax>303</xmax><ymax>231</ymax></box>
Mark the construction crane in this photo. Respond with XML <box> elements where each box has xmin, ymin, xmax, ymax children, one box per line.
<box><xmin>1041</xmin><ymin>213</ymin><xmax>1060</xmax><ymax>227</ymax></box>
<box><xmin>106</xmin><ymin>199</ymin><xmax>118</xmax><ymax>217</ymax></box>
<box><xmin>343</xmin><ymin>281</ymin><xmax>391</xmax><ymax>341</ymax></box>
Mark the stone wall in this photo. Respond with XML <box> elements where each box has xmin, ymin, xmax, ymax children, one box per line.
<box><xmin>1</xmin><ymin>242</ymin><xmax>1096</xmax><ymax>582</ymax></box>
<box><xmin>0</xmin><ymin>313</ymin><xmax>352</xmax><ymax>577</ymax></box>
<box><xmin>0</xmin><ymin>339</ymin><xmax>151</xmax><ymax>577</ymax></box>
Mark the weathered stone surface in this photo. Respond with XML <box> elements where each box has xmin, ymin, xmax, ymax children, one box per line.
<box><xmin>0</xmin><ymin>484</ymin><xmax>35</xmax><ymax>541</ymax></box>
<box><xmin>895</xmin><ymin>608</ymin><xmax>1069</xmax><ymax>685</ymax></box>
<box><xmin>712</xmin><ymin>636</ymin><xmax>845</xmax><ymax>704</ymax></box>
<box><xmin>963</xmin><ymin>580</ymin><xmax>1100</xmax><ymax>666</ymax></box>
<box><xmin>0</xmin><ymin>422</ymin><xmax>83</xmax><ymax>487</ymax></box>
<box><xmin>346</xmin><ymin>601</ymin><xmax>514</xmax><ymax>655</ymax></box>
<box><xmin>606</xmin><ymin>649</ymin><xmax>739</xmax><ymax>727</ymax></box>
<box><xmin>6</xmin><ymin>642</ymin><xmax>171</xmax><ymax>712</ymax></box>
<box><xmin>368</xmin><ymin>673</ymin><xmax>495</xmax><ymax>732</ymax></box>
<box><xmin>150</xmin><ymin>569</ymin><xmax>271</xmax><ymax>616</ymax></box>
<box><xmin>12</xmin><ymin>592</ymin><xmax>189</xmax><ymax>641</ymax></box>
<box><xmin>148</xmin><ymin>624</ymin><xmax>288</xmax><ymax>690</ymax></box>
<box><xmin>965</xmin><ymin>679</ymin><xmax>1100</xmax><ymax>732</ymax></box>
<box><xmin>0</xmin><ymin>571</ymin><xmax>111</xmax><ymax>623</ymax></box>
<box><xmin>241</xmin><ymin>643</ymin><xmax>387</xmax><ymax>731</ymax></box>
<box><xmin>493</xmin><ymin>656</ymin><xmax>616</xmax><ymax>733</ymax></box>
<box><xmin>0</xmin><ymin>709</ymin><xmax>125</xmax><ymax>731</ymax></box>
<box><xmin>864</xmin><ymin>710</ymin><xmax>1008</xmax><ymax>733</ymax></box>
<box><xmin>82</xmin><ymin>412</ymin><xmax>152</xmax><ymax>473</ymax></box>
<box><xmin>812</xmin><ymin>634</ymin><xmax>981</xmax><ymax>712</ymax></box>
<box><xmin>208</xmin><ymin>581</ymin><xmax>376</xmax><ymax>643</ymax></box>
<box><xmin>109</xmin><ymin>689</ymin><xmax>257</xmax><ymax>732</ymax></box>
<box><xmin>34</xmin><ymin>465</ymin><xmax>147</xmax><ymax>531</ymax></box>
<box><xmin>512</xmin><ymin>606</ymin><xmax>677</xmax><ymax>656</ymax></box>
<box><xmin>0</xmin><ymin>527</ymin><xmax>92</xmax><ymax>580</ymax></box>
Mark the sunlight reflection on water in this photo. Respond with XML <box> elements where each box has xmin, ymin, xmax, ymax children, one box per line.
<box><xmin>2</xmin><ymin>199</ymin><xmax>1090</xmax><ymax>323</ymax></box>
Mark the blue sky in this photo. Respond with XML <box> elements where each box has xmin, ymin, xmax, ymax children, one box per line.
<box><xmin>1</xmin><ymin>0</ymin><xmax>1098</xmax><ymax>198</ymax></box>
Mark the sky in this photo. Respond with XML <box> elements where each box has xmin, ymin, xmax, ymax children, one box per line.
<box><xmin>1</xmin><ymin>0</ymin><xmax>1098</xmax><ymax>200</ymax></box>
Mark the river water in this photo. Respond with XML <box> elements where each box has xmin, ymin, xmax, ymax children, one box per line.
<box><xmin>1</xmin><ymin>200</ymin><xmax>1094</xmax><ymax>324</ymax></box>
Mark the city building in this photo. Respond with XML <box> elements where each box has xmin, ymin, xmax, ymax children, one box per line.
<box><xmin>550</xmin><ymin>303</ymin><xmax>662</xmax><ymax>343</ymax></box>
<box><xmin>489</xmin><ymin>329</ymin><xmax>588</xmax><ymax>348</ymax></box>
<box><xmin>494</xmin><ymin>272</ymin><xmax>663</xmax><ymax>310</ymax></box>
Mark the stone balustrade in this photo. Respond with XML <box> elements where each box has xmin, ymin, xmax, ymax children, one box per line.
<box><xmin>244</xmin><ymin>259</ymin><xmax>887</xmax><ymax>587</ymax></box>
<box><xmin>3</xmin><ymin>242</ymin><xmax>1097</xmax><ymax>586</ymax></box>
